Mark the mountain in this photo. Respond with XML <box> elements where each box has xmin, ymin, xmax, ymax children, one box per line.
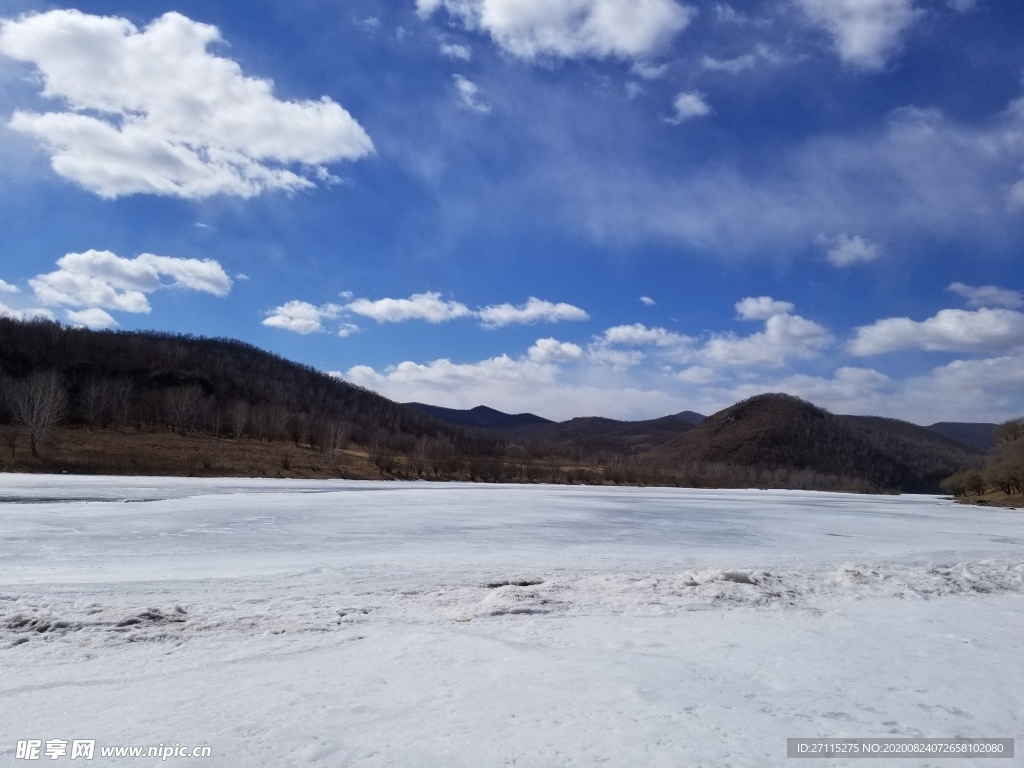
<box><xmin>497</xmin><ymin>413</ymin><xmax>704</xmax><ymax>456</ymax></box>
<box><xmin>403</xmin><ymin>403</ymin><xmax>553</xmax><ymax>429</ymax></box>
<box><xmin>0</xmin><ymin>318</ymin><xmax>985</xmax><ymax>492</ymax></box>
<box><xmin>926</xmin><ymin>422</ymin><xmax>998</xmax><ymax>453</ymax></box>
<box><xmin>648</xmin><ymin>393</ymin><xmax>983</xmax><ymax>493</ymax></box>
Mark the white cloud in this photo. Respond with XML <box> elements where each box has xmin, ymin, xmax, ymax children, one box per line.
<box><xmin>528</xmin><ymin>337</ymin><xmax>584</xmax><ymax>363</ymax></box>
<box><xmin>0</xmin><ymin>10</ymin><xmax>373</xmax><ymax>199</ymax></box>
<box><xmin>29</xmin><ymin>250</ymin><xmax>231</xmax><ymax>314</ymax></box>
<box><xmin>825</xmin><ymin>233</ymin><xmax>881</xmax><ymax>266</ymax></box>
<box><xmin>66</xmin><ymin>307</ymin><xmax>117</xmax><ymax>329</ymax></box>
<box><xmin>453</xmin><ymin>75</ymin><xmax>491</xmax><ymax>114</ymax></box>
<box><xmin>567</xmin><ymin>100</ymin><xmax>1024</xmax><ymax>254</ymax></box>
<box><xmin>667</xmin><ymin>91</ymin><xmax>711</xmax><ymax>123</ymax></box>
<box><xmin>0</xmin><ymin>302</ymin><xmax>54</xmax><ymax>322</ymax></box>
<box><xmin>639</xmin><ymin>296</ymin><xmax>656</xmax><ymax>306</ymax></box>
<box><xmin>596</xmin><ymin>323</ymin><xmax>692</xmax><ymax>348</ymax></box>
<box><xmin>631</xmin><ymin>61</ymin><xmax>669</xmax><ymax>80</ymax></box>
<box><xmin>263</xmin><ymin>301</ymin><xmax>342</xmax><ymax>335</ymax></box>
<box><xmin>946</xmin><ymin>282</ymin><xmax>1023</xmax><ymax>309</ymax></box>
<box><xmin>721</xmin><ymin>366</ymin><xmax>892</xmax><ymax>416</ymax></box>
<box><xmin>337</xmin><ymin>323</ymin><xmax>360</xmax><ymax>338</ymax></box>
<box><xmin>478</xmin><ymin>297</ymin><xmax>588</xmax><ymax>327</ymax></box>
<box><xmin>735</xmin><ymin>296</ymin><xmax>795</xmax><ymax>320</ymax></box>
<box><xmin>947</xmin><ymin>0</ymin><xmax>978</xmax><ymax>12</ymax></box>
<box><xmin>1010</xmin><ymin>180</ymin><xmax>1024</xmax><ymax>210</ymax></box>
<box><xmin>701</xmin><ymin>313</ymin><xmax>833</xmax><ymax>367</ymax></box>
<box><xmin>701</xmin><ymin>53</ymin><xmax>757</xmax><ymax>74</ymax></box>
<box><xmin>440</xmin><ymin>42</ymin><xmax>472</xmax><ymax>60</ymax></box>
<box><xmin>794</xmin><ymin>0</ymin><xmax>923</xmax><ymax>71</ymax></box>
<box><xmin>0</xmin><ymin>278</ymin><xmax>18</xmax><ymax>293</ymax></box>
<box><xmin>850</xmin><ymin>307</ymin><xmax>1024</xmax><ymax>355</ymax></box>
<box><xmin>417</xmin><ymin>0</ymin><xmax>695</xmax><ymax>63</ymax></box>
<box><xmin>344</xmin><ymin>352</ymin><xmax>684</xmax><ymax>421</ymax></box>
<box><xmin>345</xmin><ymin>291</ymin><xmax>473</xmax><ymax>324</ymax></box>
<box><xmin>675</xmin><ymin>365</ymin><xmax>718</xmax><ymax>384</ymax></box>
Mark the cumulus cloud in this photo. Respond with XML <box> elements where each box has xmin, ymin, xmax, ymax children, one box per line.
<box><xmin>639</xmin><ymin>296</ymin><xmax>656</xmax><ymax>306</ymax></box>
<box><xmin>417</xmin><ymin>0</ymin><xmax>695</xmax><ymax>62</ymax></box>
<box><xmin>824</xmin><ymin>233</ymin><xmax>881</xmax><ymax>266</ymax></box>
<box><xmin>453</xmin><ymin>75</ymin><xmax>491</xmax><ymax>114</ymax></box>
<box><xmin>0</xmin><ymin>10</ymin><xmax>373</xmax><ymax>199</ymax></box>
<box><xmin>701</xmin><ymin>312</ymin><xmax>833</xmax><ymax>368</ymax></box>
<box><xmin>946</xmin><ymin>282</ymin><xmax>1023</xmax><ymax>309</ymax></box>
<box><xmin>735</xmin><ymin>296</ymin><xmax>795</xmax><ymax>320</ymax></box>
<box><xmin>66</xmin><ymin>307</ymin><xmax>117</xmax><ymax>329</ymax></box>
<box><xmin>596</xmin><ymin>323</ymin><xmax>692</xmax><ymax>349</ymax></box>
<box><xmin>29</xmin><ymin>250</ymin><xmax>231</xmax><ymax>317</ymax></box>
<box><xmin>0</xmin><ymin>278</ymin><xmax>18</xmax><ymax>293</ymax></box>
<box><xmin>478</xmin><ymin>297</ymin><xmax>588</xmax><ymax>328</ymax></box>
<box><xmin>701</xmin><ymin>53</ymin><xmax>757</xmax><ymax>74</ymax></box>
<box><xmin>345</xmin><ymin>291</ymin><xmax>473</xmax><ymax>324</ymax></box>
<box><xmin>631</xmin><ymin>61</ymin><xmax>669</xmax><ymax>80</ymax></box>
<box><xmin>0</xmin><ymin>302</ymin><xmax>54</xmax><ymax>322</ymax></box>
<box><xmin>344</xmin><ymin>351</ymin><xmax>684</xmax><ymax>421</ymax></box>
<box><xmin>528</xmin><ymin>337</ymin><xmax>584</xmax><ymax>363</ymax></box>
<box><xmin>850</xmin><ymin>307</ymin><xmax>1024</xmax><ymax>355</ymax></box>
<box><xmin>667</xmin><ymin>91</ymin><xmax>711</xmax><ymax>123</ymax></box>
<box><xmin>440</xmin><ymin>42</ymin><xmax>472</xmax><ymax>60</ymax></box>
<box><xmin>793</xmin><ymin>0</ymin><xmax>923</xmax><ymax>70</ymax></box>
<box><xmin>262</xmin><ymin>300</ymin><xmax>342</xmax><ymax>335</ymax></box>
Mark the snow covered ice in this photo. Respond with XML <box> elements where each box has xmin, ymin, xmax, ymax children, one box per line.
<box><xmin>1</xmin><ymin>475</ymin><xmax>1022</xmax><ymax>767</ymax></box>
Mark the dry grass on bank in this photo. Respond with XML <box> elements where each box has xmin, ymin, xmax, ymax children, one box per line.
<box><xmin>0</xmin><ymin>427</ymin><xmax>381</xmax><ymax>480</ymax></box>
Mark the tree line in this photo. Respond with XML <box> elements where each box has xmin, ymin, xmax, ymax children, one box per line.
<box><xmin>941</xmin><ymin>417</ymin><xmax>1024</xmax><ymax>499</ymax></box>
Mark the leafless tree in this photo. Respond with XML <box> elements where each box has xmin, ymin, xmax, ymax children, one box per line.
<box><xmin>5</xmin><ymin>370</ymin><xmax>68</xmax><ymax>458</ymax></box>
<box><xmin>228</xmin><ymin>400</ymin><xmax>250</xmax><ymax>441</ymax></box>
<box><xmin>321</xmin><ymin>420</ymin><xmax>351</xmax><ymax>474</ymax></box>
<box><xmin>504</xmin><ymin>444</ymin><xmax>531</xmax><ymax>479</ymax></box>
<box><xmin>164</xmin><ymin>385</ymin><xmax>204</xmax><ymax>435</ymax></box>
<box><xmin>110</xmin><ymin>378</ymin><xmax>135</xmax><ymax>429</ymax></box>
<box><xmin>0</xmin><ymin>424</ymin><xmax>19</xmax><ymax>457</ymax></box>
<box><xmin>80</xmin><ymin>377</ymin><xmax>112</xmax><ymax>429</ymax></box>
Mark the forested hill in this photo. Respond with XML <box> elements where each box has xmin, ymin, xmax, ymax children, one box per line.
<box><xmin>0</xmin><ymin>319</ymin><xmax>989</xmax><ymax>492</ymax></box>
<box><xmin>0</xmin><ymin>317</ymin><xmax>501</xmax><ymax>460</ymax></box>
<box><xmin>649</xmin><ymin>394</ymin><xmax>985</xmax><ymax>493</ymax></box>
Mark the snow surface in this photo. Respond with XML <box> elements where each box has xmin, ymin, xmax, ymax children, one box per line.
<box><xmin>0</xmin><ymin>475</ymin><xmax>1022</xmax><ymax>767</ymax></box>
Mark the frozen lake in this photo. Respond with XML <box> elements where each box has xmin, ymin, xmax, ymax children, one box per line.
<box><xmin>1</xmin><ymin>476</ymin><xmax>1022</xmax><ymax>766</ymax></box>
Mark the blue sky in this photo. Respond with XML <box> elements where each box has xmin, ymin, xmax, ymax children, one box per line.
<box><xmin>1</xmin><ymin>0</ymin><xmax>1023</xmax><ymax>423</ymax></box>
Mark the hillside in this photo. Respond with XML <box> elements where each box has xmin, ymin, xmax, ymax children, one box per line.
<box><xmin>404</xmin><ymin>403</ymin><xmax>553</xmax><ymax>429</ymax></box>
<box><xmin>0</xmin><ymin>319</ymin><xmax>986</xmax><ymax>492</ymax></box>
<box><xmin>0</xmin><ymin>317</ymin><xmax>501</xmax><ymax>477</ymax></box>
<box><xmin>648</xmin><ymin>394</ymin><xmax>984</xmax><ymax>493</ymax></box>
<box><xmin>497</xmin><ymin>413</ymin><xmax>703</xmax><ymax>457</ymax></box>
<box><xmin>926</xmin><ymin>422</ymin><xmax>998</xmax><ymax>453</ymax></box>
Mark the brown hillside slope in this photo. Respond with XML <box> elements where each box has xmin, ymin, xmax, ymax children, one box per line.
<box><xmin>498</xmin><ymin>414</ymin><xmax>699</xmax><ymax>456</ymax></box>
<box><xmin>647</xmin><ymin>394</ymin><xmax>983</xmax><ymax>493</ymax></box>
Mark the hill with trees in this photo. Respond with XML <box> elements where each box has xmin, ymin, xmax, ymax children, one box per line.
<box><xmin>941</xmin><ymin>417</ymin><xmax>1024</xmax><ymax>506</ymax></box>
<box><xmin>647</xmin><ymin>394</ymin><xmax>984</xmax><ymax>493</ymax></box>
<box><xmin>0</xmin><ymin>318</ymin><xmax>988</xmax><ymax>493</ymax></box>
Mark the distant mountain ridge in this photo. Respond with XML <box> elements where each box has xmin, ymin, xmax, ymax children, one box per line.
<box><xmin>404</xmin><ymin>403</ymin><xmax>553</xmax><ymax>429</ymax></box>
<box><xmin>925</xmin><ymin>422</ymin><xmax>998</xmax><ymax>453</ymax></box>
<box><xmin>649</xmin><ymin>393</ymin><xmax>983</xmax><ymax>493</ymax></box>
<box><xmin>408</xmin><ymin>405</ymin><xmax>707</xmax><ymax>456</ymax></box>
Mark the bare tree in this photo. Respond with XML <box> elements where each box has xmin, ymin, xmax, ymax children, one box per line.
<box><xmin>228</xmin><ymin>399</ymin><xmax>250</xmax><ymax>441</ymax></box>
<box><xmin>164</xmin><ymin>385</ymin><xmax>204</xmax><ymax>435</ymax></box>
<box><xmin>0</xmin><ymin>424</ymin><xmax>19</xmax><ymax>458</ymax></box>
<box><xmin>321</xmin><ymin>420</ymin><xmax>350</xmax><ymax>475</ymax></box>
<box><xmin>504</xmin><ymin>444</ymin><xmax>531</xmax><ymax>479</ymax></box>
<box><xmin>111</xmin><ymin>378</ymin><xmax>135</xmax><ymax>429</ymax></box>
<box><xmin>80</xmin><ymin>377</ymin><xmax>112</xmax><ymax>429</ymax></box>
<box><xmin>6</xmin><ymin>371</ymin><xmax>68</xmax><ymax>458</ymax></box>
